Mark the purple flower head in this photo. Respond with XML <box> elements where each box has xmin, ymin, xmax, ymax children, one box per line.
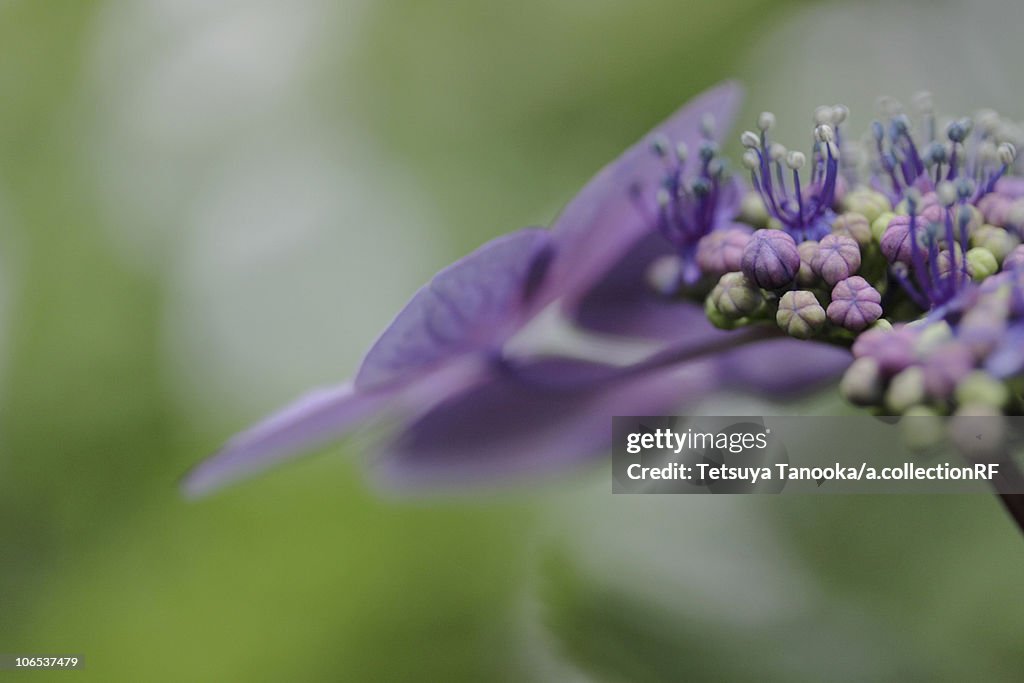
<box><xmin>633</xmin><ymin>126</ymin><xmax>744</xmax><ymax>288</ymax></box>
<box><xmin>741</xmin><ymin>229</ymin><xmax>800</xmax><ymax>290</ymax></box>
<box><xmin>740</xmin><ymin>107</ymin><xmax>845</xmax><ymax>241</ymax></box>
<box><xmin>184</xmin><ymin>81</ymin><xmax>853</xmax><ymax>497</ymax></box>
<box><xmin>869</xmin><ymin>94</ymin><xmax>1018</xmax><ymax>206</ymax></box>
<box><xmin>885</xmin><ymin>192</ymin><xmax>974</xmax><ymax>311</ymax></box>
<box><xmin>827</xmin><ymin>276</ymin><xmax>882</xmax><ymax>332</ymax></box>
<box><xmin>812</xmin><ymin>234</ymin><xmax>861</xmax><ymax>286</ymax></box>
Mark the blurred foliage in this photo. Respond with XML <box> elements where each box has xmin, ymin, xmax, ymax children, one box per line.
<box><xmin>2</xmin><ymin>1</ymin><xmax>1024</xmax><ymax>682</ymax></box>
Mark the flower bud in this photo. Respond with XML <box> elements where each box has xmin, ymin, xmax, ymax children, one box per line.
<box><xmin>708</xmin><ymin>272</ymin><xmax>764</xmax><ymax>319</ymax></box>
<box><xmin>839</xmin><ymin>357</ymin><xmax>884</xmax><ymax>406</ymax></box>
<box><xmin>1003</xmin><ymin>244</ymin><xmax>1024</xmax><ymax>271</ymax></box>
<box><xmin>921</xmin><ymin>342</ymin><xmax>975</xmax><ymax>400</ymax></box>
<box><xmin>776</xmin><ymin>290</ymin><xmax>826</xmax><ymax>339</ymax></box>
<box><xmin>971</xmin><ymin>225</ymin><xmax>1020</xmax><ymax>262</ymax></box>
<box><xmin>880</xmin><ymin>215</ymin><xmax>915</xmax><ymax>264</ymax></box>
<box><xmin>827</xmin><ymin>276</ymin><xmax>882</xmax><ymax>332</ymax></box>
<box><xmin>696</xmin><ymin>228</ymin><xmax>752</xmax><ymax>277</ymax></box>
<box><xmin>871</xmin><ymin>211</ymin><xmax>895</xmax><ymax>243</ymax></box>
<box><xmin>966</xmin><ymin>247</ymin><xmax>998</xmax><ymax>281</ymax></box>
<box><xmin>831</xmin><ymin>212</ymin><xmax>872</xmax><ymax>246</ymax></box>
<box><xmin>796</xmin><ymin>240</ymin><xmax>819</xmax><ymax>287</ymax></box>
<box><xmin>739</xmin><ymin>192</ymin><xmax>769</xmax><ymax>227</ymax></box>
<box><xmin>954</xmin><ymin>371</ymin><xmax>1010</xmax><ymax>408</ymax></box>
<box><xmin>885</xmin><ymin>366</ymin><xmax>926</xmax><ymax>414</ymax></box>
<box><xmin>851</xmin><ymin>324</ymin><xmax>918</xmax><ymax>375</ymax></box>
<box><xmin>812</xmin><ymin>234</ymin><xmax>862</xmax><ymax>285</ymax></box>
<box><xmin>977</xmin><ymin>193</ymin><xmax>1014</xmax><ymax>227</ymax></box>
<box><xmin>741</xmin><ymin>229</ymin><xmax>800</xmax><ymax>290</ymax></box>
<box><xmin>842</xmin><ymin>189</ymin><xmax>892</xmax><ymax>223</ymax></box>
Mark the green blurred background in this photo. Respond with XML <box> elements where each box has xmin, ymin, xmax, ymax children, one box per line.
<box><xmin>2</xmin><ymin>0</ymin><xmax>1024</xmax><ymax>680</ymax></box>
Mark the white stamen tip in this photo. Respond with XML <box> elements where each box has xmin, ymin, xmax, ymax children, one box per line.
<box><xmin>740</xmin><ymin>131</ymin><xmax>760</xmax><ymax>149</ymax></box>
<box><xmin>815</xmin><ymin>124</ymin><xmax>835</xmax><ymax>143</ymax></box>
<box><xmin>999</xmin><ymin>142</ymin><xmax>1017</xmax><ymax>165</ymax></box>
<box><xmin>757</xmin><ymin>112</ymin><xmax>775</xmax><ymax>131</ymax></box>
<box><xmin>936</xmin><ymin>181</ymin><xmax>957</xmax><ymax>206</ymax></box>
<box><xmin>786</xmin><ymin>151</ymin><xmax>806</xmax><ymax>170</ymax></box>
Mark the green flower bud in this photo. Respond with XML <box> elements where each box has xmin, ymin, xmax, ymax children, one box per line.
<box><xmin>709</xmin><ymin>272</ymin><xmax>764</xmax><ymax>319</ymax></box>
<box><xmin>871</xmin><ymin>211</ymin><xmax>896</xmax><ymax>243</ymax></box>
<box><xmin>885</xmin><ymin>366</ymin><xmax>926</xmax><ymax>414</ymax></box>
<box><xmin>739</xmin><ymin>192</ymin><xmax>769</xmax><ymax>227</ymax></box>
<box><xmin>966</xmin><ymin>247</ymin><xmax>999</xmax><ymax>281</ymax></box>
<box><xmin>831</xmin><ymin>212</ymin><xmax>872</xmax><ymax>246</ymax></box>
<box><xmin>840</xmin><ymin>357</ymin><xmax>884</xmax><ymax>407</ymax></box>
<box><xmin>914</xmin><ymin>320</ymin><xmax>952</xmax><ymax>355</ymax></box>
<box><xmin>796</xmin><ymin>240</ymin><xmax>819</xmax><ymax>287</ymax></box>
<box><xmin>776</xmin><ymin>290</ymin><xmax>826</xmax><ymax>339</ymax></box>
<box><xmin>971</xmin><ymin>224</ymin><xmax>1021</xmax><ymax>262</ymax></box>
<box><xmin>842</xmin><ymin>189</ymin><xmax>892</xmax><ymax>224</ymax></box>
<box><xmin>954</xmin><ymin>371</ymin><xmax>1009</xmax><ymax>408</ymax></box>
<box><xmin>704</xmin><ymin>296</ymin><xmax>739</xmax><ymax>330</ymax></box>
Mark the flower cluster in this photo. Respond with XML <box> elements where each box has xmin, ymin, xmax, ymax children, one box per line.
<box><xmin>184</xmin><ymin>83</ymin><xmax>1024</xmax><ymax>496</ymax></box>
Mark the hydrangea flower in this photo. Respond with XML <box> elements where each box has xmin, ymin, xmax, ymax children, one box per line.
<box><xmin>184</xmin><ymin>82</ymin><xmax>850</xmax><ymax>496</ymax></box>
<box><xmin>185</xmin><ymin>84</ymin><xmax>1024</xmax><ymax>528</ymax></box>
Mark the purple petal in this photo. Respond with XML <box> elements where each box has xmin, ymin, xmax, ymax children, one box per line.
<box><xmin>985</xmin><ymin>324</ymin><xmax>1024</xmax><ymax>378</ymax></box>
<box><xmin>719</xmin><ymin>339</ymin><xmax>852</xmax><ymax>395</ymax></box>
<box><xmin>572</xmin><ymin>231</ymin><xmax>736</xmax><ymax>343</ymax></box>
<box><xmin>538</xmin><ymin>81</ymin><xmax>744</xmax><ymax>309</ymax></box>
<box><xmin>372</xmin><ymin>357</ymin><xmax>721</xmax><ymax>489</ymax></box>
<box><xmin>355</xmin><ymin>228</ymin><xmax>553</xmax><ymax>391</ymax></box>
<box><xmin>183</xmin><ymin>383</ymin><xmax>391</xmax><ymax>497</ymax></box>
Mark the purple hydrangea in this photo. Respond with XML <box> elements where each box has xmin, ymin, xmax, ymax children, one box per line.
<box><xmin>184</xmin><ymin>82</ymin><xmax>850</xmax><ymax>496</ymax></box>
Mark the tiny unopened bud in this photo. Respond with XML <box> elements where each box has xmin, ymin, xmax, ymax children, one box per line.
<box><xmin>840</xmin><ymin>357</ymin><xmax>884</xmax><ymax>407</ymax></box>
<box><xmin>955</xmin><ymin>371</ymin><xmax>1010</xmax><ymax>408</ymax></box>
<box><xmin>709</xmin><ymin>272</ymin><xmax>764</xmax><ymax>319</ymax></box>
<box><xmin>885</xmin><ymin>366</ymin><xmax>926</xmax><ymax>414</ymax></box>
<box><xmin>776</xmin><ymin>290</ymin><xmax>826</xmax><ymax>339</ymax></box>
<box><xmin>966</xmin><ymin>247</ymin><xmax>999</xmax><ymax>281</ymax></box>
